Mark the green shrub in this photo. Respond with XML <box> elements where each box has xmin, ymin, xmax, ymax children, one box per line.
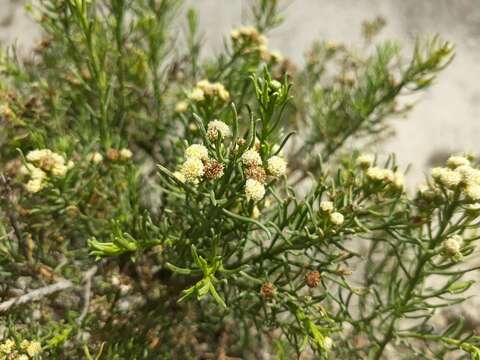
<box><xmin>1</xmin><ymin>1</ymin><xmax>479</xmax><ymax>359</ymax></box>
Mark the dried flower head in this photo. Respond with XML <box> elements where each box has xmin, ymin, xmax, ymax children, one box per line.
<box><xmin>185</xmin><ymin>144</ymin><xmax>209</xmax><ymax>161</ymax></box>
<box><xmin>241</xmin><ymin>149</ymin><xmax>262</xmax><ymax>167</ymax></box>
<box><xmin>245</xmin><ymin>179</ymin><xmax>266</xmax><ymax>201</ymax></box>
<box><xmin>306</xmin><ymin>271</ymin><xmax>321</xmax><ymax>288</ymax></box>
<box><xmin>106</xmin><ymin>148</ymin><xmax>120</xmax><ymax>161</ymax></box>
<box><xmin>244</xmin><ymin>164</ymin><xmax>267</xmax><ymax>183</ymax></box>
<box><xmin>260</xmin><ymin>282</ymin><xmax>276</xmax><ymax>300</ymax></box>
<box><xmin>204</xmin><ymin>159</ymin><xmax>224</xmax><ymax>180</ymax></box>
<box><xmin>207</xmin><ymin>120</ymin><xmax>231</xmax><ymax>141</ymax></box>
<box><xmin>267</xmin><ymin>156</ymin><xmax>287</xmax><ymax>177</ymax></box>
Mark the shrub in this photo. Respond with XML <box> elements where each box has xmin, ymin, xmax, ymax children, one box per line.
<box><xmin>1</xmin><ymin>1</ymin><xmax>478</xmax><ymax>359</ymax></box>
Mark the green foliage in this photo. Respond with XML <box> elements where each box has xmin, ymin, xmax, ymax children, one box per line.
<box><xmin>0</xmin><ymin>1</ymin><xmax>477</xmax><ymax>359</ymax></box>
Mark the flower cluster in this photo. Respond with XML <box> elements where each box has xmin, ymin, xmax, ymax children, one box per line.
<box><xmin>207</xmin><ymin>120</ymin><xmax>232</xmax><ymax>141</ymax></box>
<box><xmin>106</xmin><ymin>148</ymin><xmax>133</xmax><ymax>162</ymax></box>
<box><xmin>175</xmin><ymin>122</ymin><xmax>231</xmax><ymax>184</ymax></box>
<box><xmin>22</xmin><ymin>149</ymin><xmax>73</xmax><ymax>193</ymax></box>
<box><xmin>357</xmin><ymin>154</ymin><xmax>405</xmax><ymax>191</ymax></box>
<box><xmin>241</xmin><ymin>148</ymin><xmax>287</xmax><ymax>202</ymax></box>
<box><xmin>230</xmin><ymin>26</ymin><xmax>282</xmax><ymax>63</ymax></box>
<box><xmin>188</xmin><ymin>80</ymin><xmax>230</xmax><ymax>103</ymax></box>
<box><xmin>425</xmin><ymin>155</ymin><xmax>480</xmax><ymax>201</ymax></box>
<box><xmin>0</xmin><ymin>338</ymin><xmax>42</xmax><ymax>359</ymax></box>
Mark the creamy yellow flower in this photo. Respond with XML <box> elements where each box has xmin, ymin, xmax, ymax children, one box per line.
<box><xmin>185</xmin><ymin>144</ymin><xmax>209</xmax><ymax>161</ymax></box>
<box><xmin>330</xmin><ymin>212</ymin><xmax>344</xmax><ymax>225</ymax></box>
<box><xmin>180</xmin><ymin>158</ymin><xmax>204</xmax><ymax>183</ymax></box>
<box><xmin>241</xmin><ymin>149</ymin><xmax>262</xmax><ymax>167</ymax></box>
<box><xmin>245</xmin><ymin>179</ymin><xmax>265</xmax><ymax>201</ymax></box>
<box><xmin>267</xmin><ymin>156</ymin><xmax>287</xmax><ymax>177</ymax></box>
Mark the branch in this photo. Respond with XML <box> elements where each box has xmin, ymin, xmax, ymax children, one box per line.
<box><xmin>77</xmin><ymin>265</ymin><xmax>98</xmax><ymax>324</ymax></box>
<box><xmin>0</xmin><ymin>279</ymin><xmax>73</xmax><ymax>313</ymax></box>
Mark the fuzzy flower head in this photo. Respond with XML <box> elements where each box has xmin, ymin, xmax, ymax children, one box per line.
<box><xmin>185</xmin><ymin>144</ymin><xmax>209</xmax><ymax>161</ymax></box>
<box><xmin>231</xmin><ymin>26</ymin><xmax>268</xmax><ymax>47</ymax></box>
<box><xmin>180</xmin><ymin>158</ymin><xmax>204</xmax><ymax>183</ymax></box>
<box><xmin>25</xmin><ymin>341</ymin><xmax>42</xmax><ymax>357</ymax></box>
<box><xmin>464</xmin><ymin>183</ymin><xmax>480</xmax><ymax>201</ymax></box>
<box><xmin>193</xmin><ymin>80</ymin><xmax>230</xmax><ymax>102</ymax></box>
<box><xmin>320</xmin><ymin>201</ymin><xmax>334</xmax><ymax>213</ymax></box>
<box><xmin>330</xmin><ymin>212</ymin><xmax>344</xmax><ymax>226</ymax></box>
<box><xmin>438</xmin><ymin>168</ymin><xmax>462</xmax><ymax>189</ymax></box>
<box><xmin>245</xmin><ymin>165</ymin><xmax>267</xmax><ymax>183</ymax></box>
<box><xmin>188</xmin><ymin>88</ymin><xmax>205</xmax><ymax>102</ymax></box>
<box><xmin>446</xmin><ymin>155</ymin><xmax>470</xmax><ymax>169</ymax></box>
<box><xmin>175</xmin><ymin>101</ymin><xmax>188</xmax><ymax>113</ymax></box>
<box><xmin>456</xmin><ymin>165</ymin><xmax>480</xmax><ymax>185</ymax></box>
<box><xmin>241</xmin><ymin>149</ymin><xmax>262</xmax><ymax>167</ymax></box>
<box><xmin>119</xmin><ymin>148</ymin><xmax>133</xmax><ymax>161</ymax></box>
<box><xmin>26</xmin><ymin>149</ymin><xmax>70</xmax><ymax>177</ymax></box>
<box><xmin>366</xmin><ymin>167</ymin><xmax>394</xmax><ymax>183</ymax></box>
<box><xmin>87</xmin><ymin>152</ymin><xmax>103</xmax><ymax>164</ymax></box>
<box><xmin>207</xmin><ymin>120</ymin><xmax>231</xmax><ymax>141</ymax></box>
<box><xmin>204</xmin><ymin>159</ymin><xmax>224</xmax><ymax>180</ymax></box>
<box><xmin>356</xmin><ymin>154</ymin><xmax>374</xmax><ymax>169</ymax></box>
<box><xmin>245</xmin><ymin>179</ymin><xmax>266</xmax><ymax>202</ymax></box>
<box><xmin>22</xmin><ymin>164</ymin><xmax>47</xmax><ymax>193</ymax></box>
<box><xmin>442</xmin><ymin>235</ymin><xmax>462</xmax><ymax>256</ymax></box>
<box><xmin>267</xmin><ymin>156</ymin><xmax>287</xmax><ymax>177</ymax></box>
<box><xmin>0</xmin><ymin>338</ymin><xmax>15</xmax><ymax>354</ymax></box>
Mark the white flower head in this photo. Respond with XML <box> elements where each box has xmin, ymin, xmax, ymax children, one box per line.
<box><xmin>442</xmin><ymin>235</ymin><xmax>462</xmax><ymax>255</ymax></box>
<box><xmin>185</xmin><ymin>144</ymin><xmax>209</xmax><ymax>161</ymax></box>
<box><xmin>207</xmin><ymin>120</ymin><xmax>231</xmax><ymax>141</ymax></box>
<box><xmin>446</xmin><ymin>155</ymin><xmax>470</xmax><ymax>169</ymax></box>
<box><xmin>0</xmin><ymin>338</ymin><xmax>15</xmax><ymax>354</ymax></box>
<box><xmin>119</xmin><ymin>148</ymin><xmax>133</xmax><ymax>161</ymax></box>
<box><xmin>188</xmin><ymin>88</ymin><xmax>205</xmax><ymax>102</ymax></box>
<box><xmin>320</xmin><ymin>201</ymin><xmax>334</xmax><ymax>213</ymax></box>
<box><xmin>356</xmin><ymin>154</ymin><xmax>374</xmax><ymax>168</ymax></box>
<box><xmin>241</xmin><ymin>149</ymin><xmax>262</xmax><ymax>167</ymax></box>
<box><xmin>87</xmin><ymin>152</ymin><xmax>103</xmax><ymax>164</ymax></box>
<box><xmin>267</xmin><ymin>156</ymin><xmax>287</xmax><ymax>177</ymax></box>
<box><xmin>26</xmin><ymin>341</ymin><xmax>42</xmax><ymax>357</ymax></box>
<box><xmin>245</xmin><ymin>179</ymin><xmax>265</xmax><ymax>202</ymax></box>
<box><xmin>330</xmin><ymin>212</ymin><xmax>344</xmax><ymax>225</ymax></box>
<box><xmin>180</xmin><ymin>158</ymin><xmax>204</xmax><ymax>183</ymax></box>
<box><xmin>464</xmin><ymin>183</ymin><xmax>480</xmax><ymax>201</ymax></box>
<box><xmin>456</xmin><ymin>165</ymin><xmax>480</xmax><ymax>185</ymax></box>
<box><xmin>175</xmin><ymin>101</ymin><xmax>188</xmax><ymax>113</ymax></box>
<box><xmin>26</xmin><ymin>178</ymin><xmax>44</xmax><ymax>193</ymax></box>
<box><xmin>439</xmin><ymin>168</ymin><xmax>462</xmax><ymax>189</ymax></box>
